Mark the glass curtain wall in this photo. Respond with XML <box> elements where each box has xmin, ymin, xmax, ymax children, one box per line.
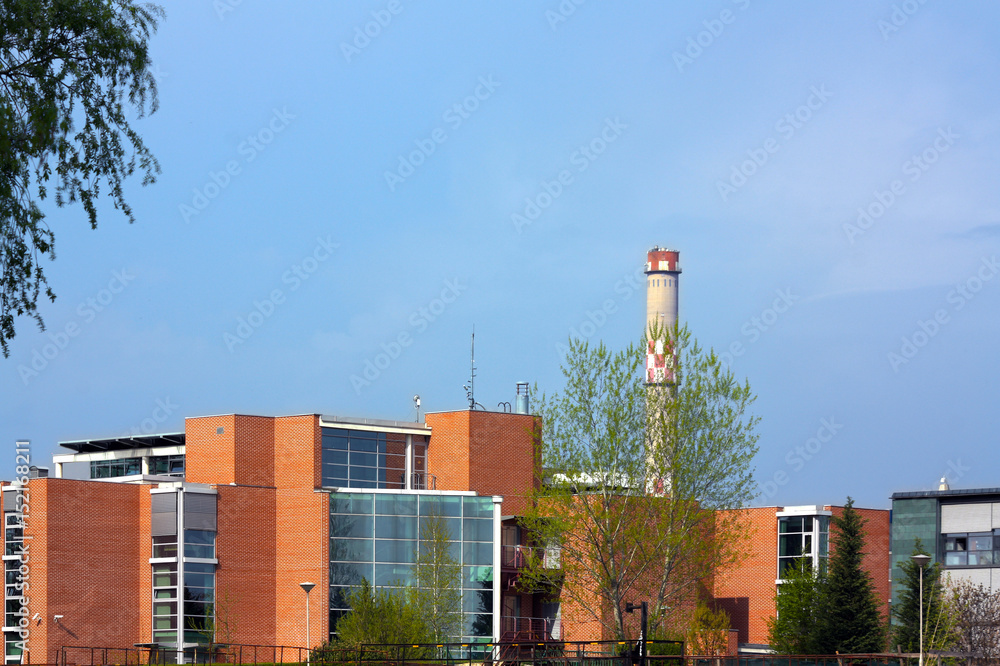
<box><xmin>329</xmin><ymin>492</ymin><xmax>495</xmax><ymax>643</ymax></box>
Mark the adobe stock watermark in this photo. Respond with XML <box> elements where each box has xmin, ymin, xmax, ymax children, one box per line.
<box><xmin>179</xmin><ymin>107</ymin><xmax>296</xmax><ymax>223</ymax></box>
<box><xmin>117</xmin><ymin>398</ymin><xmax>181</xmax><ymax>438</ymax></box>
<box><xmin>554</xmin><ymin>265</ymin><xmax>647</xmax><ymax>358</ymax></box>
<box><xmin>17</xmin><ymin>269</ymin><xmax>136</xmax><ymax>386</ymax></box>
<box><xmin>887</xmin><ymin>256</ymin><xmax>998</xmax><ymax>372</ymax></box>
<box><xmin>224</xmin><ymin>236</ymin><xmax>339</xmax><ymax>352</ymax></box>
<box><xmin>544</xmin><ymin>0</ymin><xmax>589</xmax><ymax>31</ymax></box>
<box><xmin>511</xmin><ymin>117</ymin><xmax>627</xmax><ymax>234</ymax></box>
<box><xmin>718</xmin><ymin>288</ymin><xmax>798</xmax><ymax>367</ymax></box>
<box><xmin>758</xmin><ymin>417</ymin><xmax>843</xmax><ymax>498</ymax></box>
<box><xmin>341</xmin><ymin>0</ymin><xmax>407</xmax><ymax>63</ymax></box>
<box><xmin>717</xmin><ymin>85</ymin><xmax>832</xmax><ymax>202</ymax></box>
<box><xmin>9</xmin><ymin>440</ymin><xmax>31</xmax><ymax>654</ymax></box>
<box><xmin>878</xmin><ymin>0</ymin><xmax>930</xmax><ymax>40</ymax></box>
<box><xmin>351</xmin><ymin>278</ymin><xmax>467</xmax><ymax>394</ymax></box>
<box><xmin>213</xmin><ymin>0</ymin><xmax>243</xmax><ymax>20</ymax></box>
<box><xmin>672</xmin><ymin>0</ymin><xmax>751</xmax><ymax>73</ymax></box>
<box><xmin>843</xmin><ymin>126</ymin><xmax>958</xmax><ymax>244</ymax></box>
<box><xmin>384</xmin><ymin>76</ymin><xmax>501</xmax><ymax>192</ymax></box>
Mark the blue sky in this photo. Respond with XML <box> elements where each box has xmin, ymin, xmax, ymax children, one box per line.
<box><xmin>3</xmin><ymin>2</ymin><xmax>999</xmax><ymax>509</ymax></box>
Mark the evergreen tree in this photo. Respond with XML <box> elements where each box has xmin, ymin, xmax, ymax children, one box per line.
<box><xmin>819</xmin><ymin>498</ymin><xmax>886</xmax><ymax>654</ymax></box>
<box><xmin>891</xmin><ymin>541</ymin><xmax>953</xmax><ymax>653</ymax></box>
<box><xmin>767</xmin><ymin>557</ymin><xmax>824</xmax><ymax>654</ymax></box>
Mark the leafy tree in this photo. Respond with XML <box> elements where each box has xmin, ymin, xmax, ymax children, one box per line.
<box><xmin>687</xmin><ymin>601</ymin><xmax>732</xmax><ymax>656</ymax></box>
<box><xmin>519</xmin><ymin>325</ymin><xmax>759</xmax><ymax>641</ymax></box>
<box><xmin>767</xmin><ymin>557</ymin><xmax>824</xmax><ymax>654</ymax></box>
<box><xmin>0</xmin><ymin>0</ymin><xmax>162</xmax><ymax>356</ymax></box>
<box><xmin>891</xmin><ymin>541</ymin><xmax>953</xmax><ymax>654</ymax></box>
<box><xmin>412</xmin><ymin>513</ymin><xmax>463</xmax><ymax>642</ymax></box>
<box><xmin>818</xmin><ymin>498</ymin><xmax>886</xmax><ymax>654</ymax></box>
<box><xmin>332</xmin><ymin>579</ymin><xmax>431</xmax><ymax>648</ymax></box>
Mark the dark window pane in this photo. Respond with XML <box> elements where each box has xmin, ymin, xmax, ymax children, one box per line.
<box><xmin>375</xmin><ymin>539</ymin><xmax>417</xmax><ymax>563</ymax></box>
<box><xmin>464</xmin><ymin>497</ymin><xmax>494</xmax><ymax>518</ymax></box>
<box><xmin>186</xmin><ymin>573</ymin><xmax>214</xmax><ymax>588</ymax></box>
<box><xmin>331</xmin><ymin>514</ymin><xmax>374</xmax><ymax>539</ymax></box>
<box><xmin>323</xmin><ymin>449</ymin><xmax>348</xmax><ymax>465</ymax></box>
<box><xmin>464</xmin><ymin>519</ymin><xmax>493</xmax><ymax>542</ymax></box>
<box><xmin>330</xmin><ymin>538</ymin><xmax>373</xmax><ymax>562</ymax></box>
<box><xmin>331</xmin><ymin>562</ymin><xmax>371</xmax><ymax>586</ymax></box>
<box><xmin>463</xmin><ymin>542</ymin><xmax>493</xmax><ymax>565</ymax></box>
<box><xmin>375</xmin><ymin>495</ymin><xmax>417</xmax><ymax>516</ymax></box>
<box><xmin>374</xmin><ymin>564</ymin><xmax>413</xmax><ymax>586</ymax></box>
<box><xmin>187</xmin><ymin>562</ymin><xmax>215</xmax><ymax>575</ymax></box>
<box><xmin>376</xmin><ymin>516</ymin><xmax>417</xmax><ymax>540</ymax></box>
<box><xmin>350</xmin><ymin>452</ymin><xmax>379</xmax><ymax>468</ymax></box>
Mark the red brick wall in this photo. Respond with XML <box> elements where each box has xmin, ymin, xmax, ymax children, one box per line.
<box><xmin>25</xmin><ymin>478</ymin><xmax>144</xmax><ymax>663</ymax></box>
<box><xmin>426</xmin><ymin>410</ymin><xmax>539</xmax><ymax>516</ymax></box>
<box><xmin>426</xmin><ymin>411</ymin><xmax>471</xmax><ymax>492</ymax></box>
<box><xmin>467</xmin><ymin>412</ymin><xmax>539</xmax><ymax>517</ymax></box>
<box><xmin>216</xmin><ymin>485</ymin><xmax>277</xmax><ymax>646</ymax></box>
<box><xmin>274</xmin><ymin>415</ymin><xmax>321</xmax><ymax>490</ymax></box>
<box><xmin>186</xmin><ymin>415</ymin><xmax>238</xmax><ymax>485</ymax></box>
<box><xmin>273</xmin><ymin>415</ymin><xmax>327</xmax><ymax>651</ymax></box>
<box><xmin>274</xmin><ymin>488</ymin><xmax>328</xmax><ymax>650</ymax></box>
<box><xmin>711</xmin><ymin>505</ymin><xmax>892</xmax><ymax>647</ymax></box>
<box><xmin>711</xmin><ymin>507</ymin><xmax>779</xmax><ymax>646</ymax></box>
<box><xmin>234</xmin><ymin>416</ymin><xmax>277</xmax><ymax>487</ymax></box>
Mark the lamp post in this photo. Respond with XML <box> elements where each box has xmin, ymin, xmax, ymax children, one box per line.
<box><xmin>910</xmin><ymin>554</ymin><xmax>931</xmax><ymax>666</ymax></box>
<box><xmin>301</xmin><ymin>582</ymin><xmax>316</xmax><ymax>666</ymax></box>
<box><xmin>625</xmin><ymin>601</ymin><xmax>648</xmax><ymax>666</ymax></box>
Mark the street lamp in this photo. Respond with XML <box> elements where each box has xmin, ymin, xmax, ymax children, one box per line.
<box><xmin>301</xmin><ymin>582</ymin><xmax>316</xmax><ymax>666</ymax></box>
<box><xmin>910</xmin><ymin>554</ymin><xmax>931</xmax><ymax>666</ymax></box>
<box><xmin>625</xmin><ymin>602</ymin><xmax>648</xmax><ymax>666</ymax></box>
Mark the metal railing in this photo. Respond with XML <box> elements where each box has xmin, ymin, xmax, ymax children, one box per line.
<box><xmin>501</xmin><ymin>544</ymin><xmax>560</xmax><ymax>569</ymax></box>
<box><xmin>57</xmin><ymin>643</ymin><xmax>310</xmax><ymax>665</ymax></box>
<box><xmin>500</xmin><ymin>614</ymin><xmax>561</xmax><ymax>641</ymax></box>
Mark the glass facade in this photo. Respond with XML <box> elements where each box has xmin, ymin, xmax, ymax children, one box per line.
<box><xmin>151</xmin><ymin>455</ymin><xmax>185</xmax><ymax>477</ymax></box>
<box><xmin>89</xmin><ymin>454</ymin><xmax>185</xmax><ymax>479</ymax></box>
<box><xmin>150</xmin><ymin>491</ymin><xmax>217</xmax><ymax>648</ymax></box>
<box><xmin>778</xmin><ymin>514</ymin><xmax>829</xmax><ymax>578</ymax></box>
<box><xmin>329</xmin><ymin>492</ymin><xmax>495</xmax><ymax>642</ymax></box>
<box><xmin>321</xmin><ymin>428</ymin><xmax>428</xmax><ymax>489</ymax></box>
<box><xmin>91</xmin><ymin>457</ymin><xmax>142</xmax><ymax>478</ymax></box>
<box><xmin>889</xmin><ymin>497</ymin><xmax>938</xmax><ymax>605</ymax></box>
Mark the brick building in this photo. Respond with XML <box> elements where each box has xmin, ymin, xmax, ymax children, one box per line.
<box><xmin>5</xmin><ymin>408</ymin><xmax>894</xmax><ymax>662</ymax></box>
<box><xmin>711</xmin><ymin>504</ymin><xmax>891</xmax><ymax>650</ymax></box>
<box><xmin>4</xmin><ymin>409</ymin><xmax>540</xmax><ymax>664</ymax></box>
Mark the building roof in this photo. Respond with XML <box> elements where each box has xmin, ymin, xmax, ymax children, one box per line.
<box><xmin>891</xmin><ymin>487</ymin><xmax>1000</xmax><ymax>500</ymax></box>
<box><xmin>59</xmin><ymin>433</ymin><xmax>185</xmax><ymax>454</ymax></box>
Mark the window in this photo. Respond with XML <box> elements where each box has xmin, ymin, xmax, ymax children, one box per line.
<box><xmin>944</xmin><ymin>532</ymin><xmax>996</xmax><ymax>567</ymax></box>
<box><xmin>184</xmin><ymin>530</ymin><xmax>216</xmax><ymax>559</ymax></box>
<box><xmin>153</xmin><ymin>535</ymin><xmax>178</xmax><ymax>559</ymax></box>
<box><xmin>90</xmin><ymin>457</ymin><xmax>142</xmax><ymax>478</ymax></box>
<box><xmin>321</xmin><ymin>429</ymin><xmax>430</xmax><ymax>490</ymax></box>
<box><xmin>151</xmin><ymin>455</ymin><xmax>185</xmax><ymax>477</ymax></box>
<box><xmin>778</xmin><ymin>514</ymin><xmax>829</xmax><ymax>578</ymax></box>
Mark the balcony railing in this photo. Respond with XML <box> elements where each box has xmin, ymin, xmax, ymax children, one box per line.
<box><xmin>409</xmin><ymin>472</ymin><xmax>436</xmax><ymax>490</ymax></box>
<box><xmin>500</xmin><ymin>615</ymin><xmax>561</xmax><ymax>641</ymax></box>
<box><xmin>501</xmin><ymin>544</ymin><xmax>560</xmax><ymax>569</ymax></box>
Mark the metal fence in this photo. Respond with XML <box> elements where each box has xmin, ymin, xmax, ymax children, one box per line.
<box><xmin>56</xmin><ymin>643</ymin><xmax>309</xmax><ymax>666</ymax></box>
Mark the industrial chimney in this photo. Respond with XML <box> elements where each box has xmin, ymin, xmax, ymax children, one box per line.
<box><xmin>644</xmin><ymin>247</ymin><xmax>681</xmax><ymax>384</ymax></box>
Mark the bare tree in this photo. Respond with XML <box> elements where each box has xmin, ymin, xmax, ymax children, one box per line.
<box><xmin>950</xmin><ymin>579</ymin><xmax>1000</xmax><ymax>665</ymax></box>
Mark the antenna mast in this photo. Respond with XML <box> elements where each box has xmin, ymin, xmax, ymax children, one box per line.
<box><xmin>467</xmin><ymin>327</ymin><xmax>476</xmax><ymax>409</ymax></box>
